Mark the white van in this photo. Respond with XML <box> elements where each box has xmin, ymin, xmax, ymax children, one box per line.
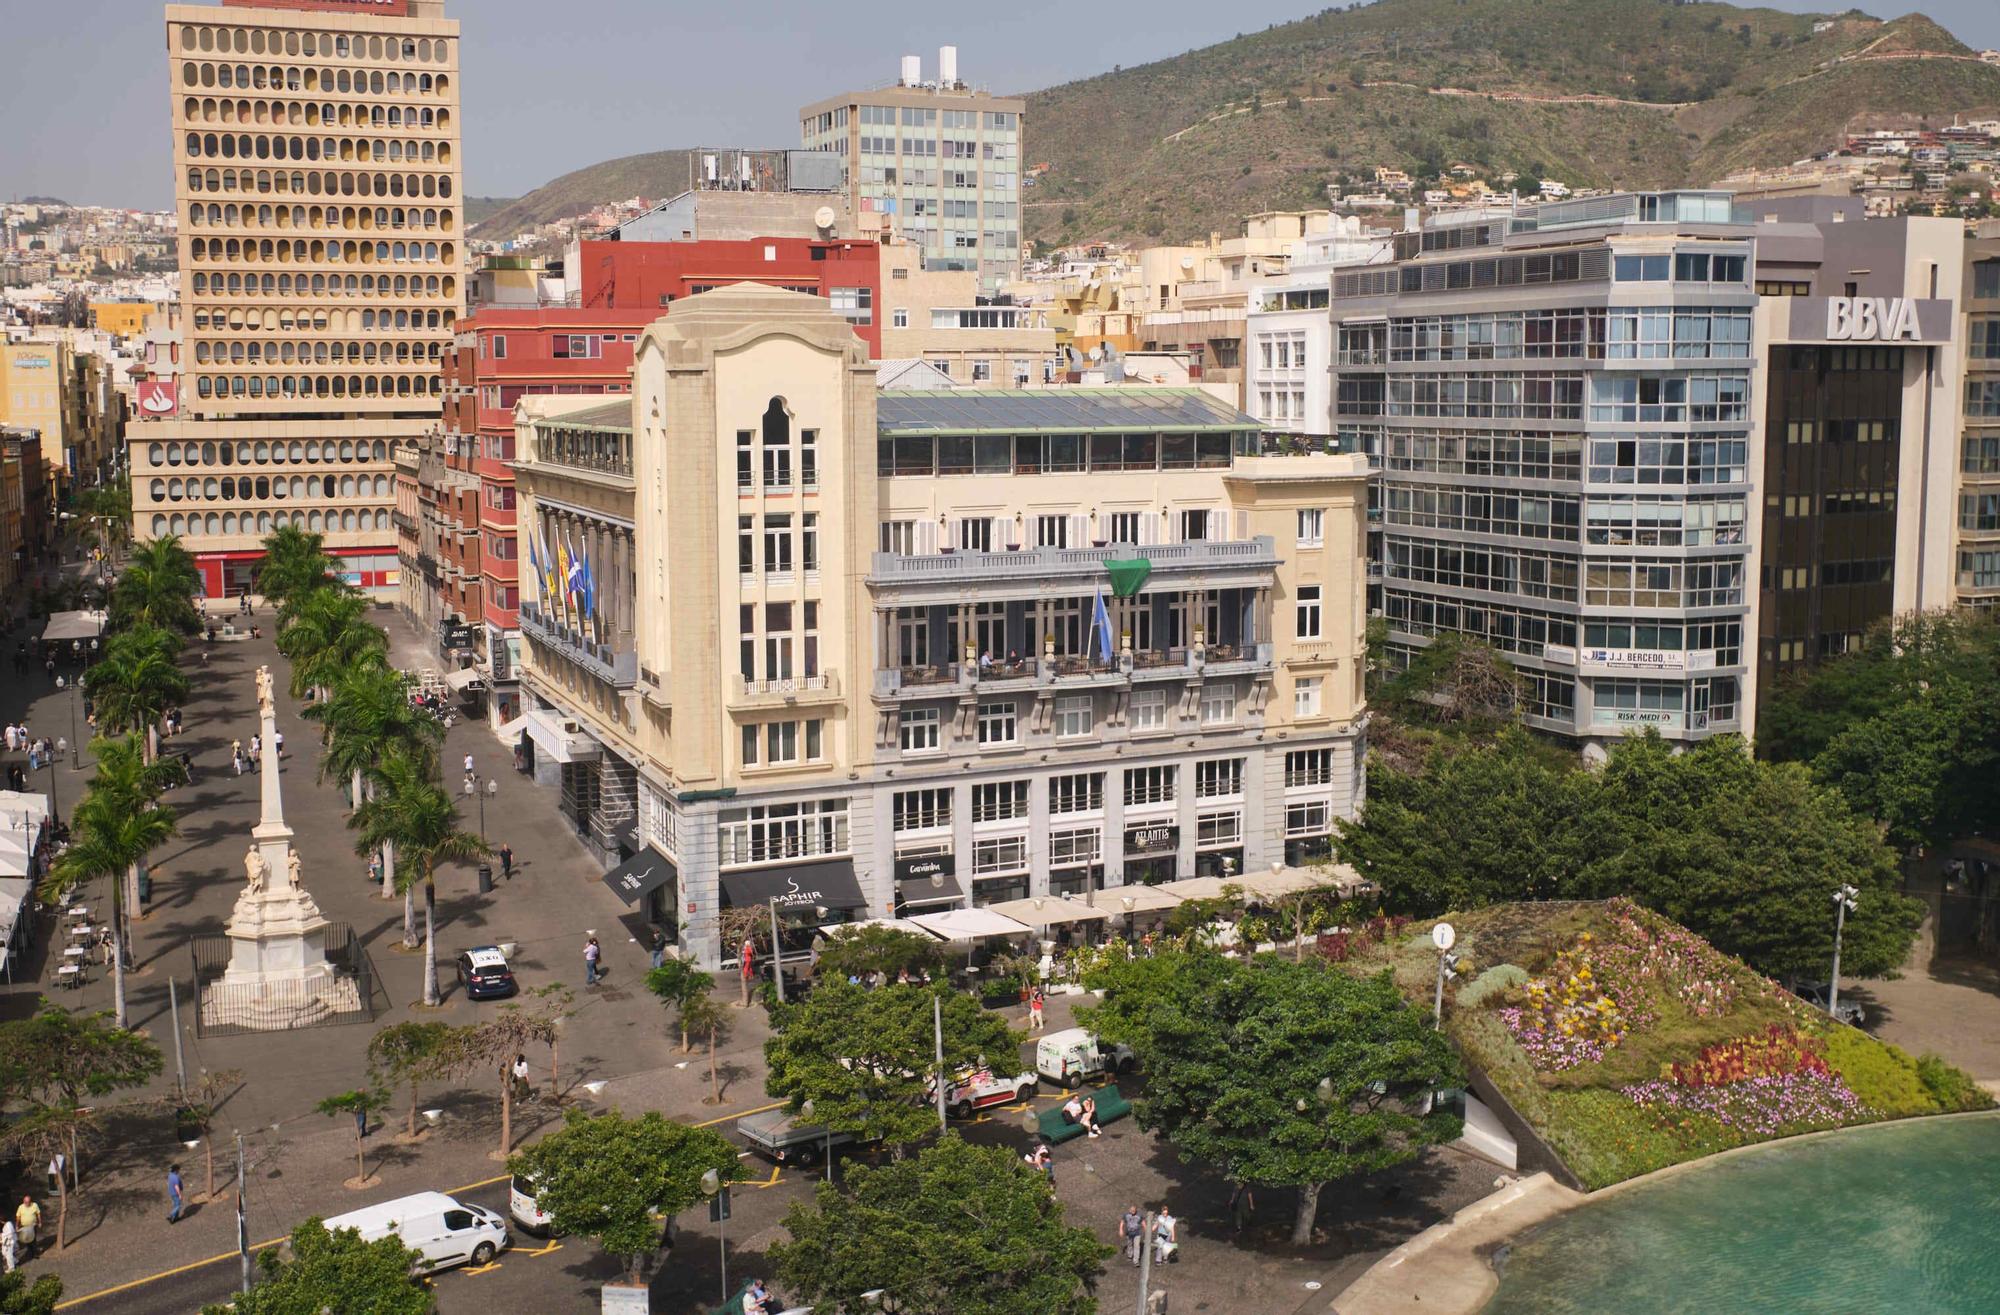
<box><xmin>1035</xmin><ymin>1027</ymin><xmax>1136</xmax><ymax>1088</ymax></box>
<box><xmin>323</xmin><ymin>1190</ymin><xmax>510</xmax><ymax>1273</ymax></box>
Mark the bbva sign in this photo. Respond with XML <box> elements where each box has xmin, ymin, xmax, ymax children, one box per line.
<box><xmin>1825</xmin><ymin>296</ymin><xmax>1919</xmax><ymax>342</ymax></box>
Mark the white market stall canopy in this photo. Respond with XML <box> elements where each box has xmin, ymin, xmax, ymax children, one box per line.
<box><xmin>1234</xmin><ymin>864</ymin><xmax>1361</xmax><ymax>900</ymax></box>
<box><xmin>42</xmin><ymin>610</ymin><xmax>107</xmax><ymax>643</ymax></box>
<box><xmin>1155</xmin><ymin>876</ymin><xmax>1241</xmax><ymax>902</ymax></box>
<box><xmin>984</xmin><ymin>896</ymin><xmax>1112</xmax><ymax>928</ymax></box>
<box><xmin>907</xmin><ymin>907</ymin><xmax>1035</xmax><ymax>942</ymax></box>
<box><xmin>0</xmin><ymin>791</ymin><xmax>52</xmax><ymax>830</ymax></box>
<box><xmin>1097</xmin><ymin>885</ymin><xmax>1184</xmax><ymax>913</ymax></box>
<box><xmin>828</xmin><ymin>918</ymin><xmax>936</xmax><ymax>938</ymax></box>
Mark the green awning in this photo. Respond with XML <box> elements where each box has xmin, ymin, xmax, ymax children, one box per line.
<box><xmin>1105</xmin><ymin>558</ymin><xmax>1153</xmax><ymax>599</ymax></box>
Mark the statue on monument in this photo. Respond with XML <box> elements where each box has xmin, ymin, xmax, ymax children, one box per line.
<box><xmin>286</xmin><ymin>850</ymin><xmax>304</xmax><ymax>889</ymax></box>
<box><xmin>256</xmin><ymin>665</ymin><xmax>275</xmax><ymax>718</ymax></box>
<box><xmin>244</xmin><ymin>846</ymin><xmax>269</xmax><ymax>893</ymax></box>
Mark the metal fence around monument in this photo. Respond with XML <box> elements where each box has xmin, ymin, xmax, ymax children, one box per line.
<box><xmin>187</xmin><ymin>923</ymin><xmax>381</xmax><ymax>1038</ymax></box>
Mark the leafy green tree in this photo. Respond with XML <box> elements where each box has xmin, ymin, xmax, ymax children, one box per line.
<box><xmin>763</xmin><ymin>982</ymin><xmax>1019</xmax><ymax>1155</ymax></box>
<box><xmin>350</xmin><ymin>751</ymin><xmax>488</xmax><ymax>1004</ymax></box>
<box><xmin>812</xmin><ymin>924</ymin><xmax>948</xmax><ymax>984</ymax></box>
<box><xmin>0</xmin><ymin>1268</ymin><xmax>63</xmax><ymax>1315</ymax></box>
<box><xmin>0</xmin><ymin>1105</ymin><xmax>95</xmax><ymax>1253</ymax></box>
<box><xmin>201</xmin><ymin>1220</ymin><xmax>434</xmax><ymax>1315</ymax></box>
<box><xmin>462</xmin><ymin>1007</ymin><xmax>558</xmax><ymax>1158</ymax></box>
<box><xmin>771</xmin><ymin>1135</ymin><xmax>1112</xmax><ymax>1315</ymax></box>
<box><xmin>507</xmin><ymin>1110</ymin><xmax>740</xmax><ymax>1286</ymax></box>
<box><xmin>315</xmin><ymin>1089</ymin><xmax>383</xmax><ymax>1185</ymax></box>
<box><xmin>110</xmin><ymin>537</ymin><xmax>200</xmax><ymax>635</ymax></box>
<box><xmin>1081</xmin><ymin>953</ymin><xmax>1461</xmax><ymax>1244</ymax></box>
<box><xmin>1813</xmin><ymin>678</ymin><xmax>2000</xmax><ymax>853</ymax></box>
<box><xmin>645</xmin><ymin>959</ymin><xmax>715</xmax><ymax>1053</ymax></box>
<box><xmin>367</xmin><ymin>1022</ymin><xmax>458</xmax><ymax>1139</ymax></box>
<box><xmin>681</xmin><ymin>990</ymin><xmax>731</xmax><ymax>1105</ymax></box>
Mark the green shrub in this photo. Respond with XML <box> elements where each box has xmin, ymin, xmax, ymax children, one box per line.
<box><xmin>1457</xmin><ymin>963</ymin><xmax>1529</xmax><ymax>1009</ymax></box>
<box><xmin>1821</xmin><ymin>1028</ymin><xmax>1935</xmax><ymax>1116</ymax></box>
<box><xmin>1915</xmin><ymin>1053</ymin><xmax>1994</xmax><ymax>1112</ymax></box>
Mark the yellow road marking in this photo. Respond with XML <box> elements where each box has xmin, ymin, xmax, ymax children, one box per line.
<box><xmin>745</xmin><ymin>1164</ymin><xmax>784</xmax><ymax>1189</ymax></box>
<box><xmin>52</xmin><ymin>1098</ymin><xmax>793</xmax><ymax>1309</ymax></box>
<box><xmin>521</xmin><ymin>1241</ymin><xmax>563</xmax><ymax>1258</ymax></box>
<box><xmin>462</xmin><ymin>1262</ymin><xmax>502</xmax><ymax>1277</ymax></box>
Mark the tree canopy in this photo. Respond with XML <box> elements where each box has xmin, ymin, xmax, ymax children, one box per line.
<box><xmin>507</xmin><ymin>1109</ymin><xmax>740</xmax><ymax>1285</ymax></box>
<box><xmin>1080</xmin><ymin>951</ymin><xmax>1461</xmax><ymax>1244</ymax></box>
<box><xmin>811</xmin><ymin>924</ymin><xmax>948</xmax><ymax>983</ymax></box>
<box><xmin>201</xmin><ymin>1220</ymin><xmax>433</xmax><ymax>1315</ymax></box>
<box><xmin>763</xmin><ymin>982</ymin><xmax>1019</xmax><ymax>1152</ymax></box>
<box><xmin>0</xmin><ymin>1270</ymin><xmax>62</xmax><ymax>1315</ymax></box>
<box><xmin>1334</xmin><ymin>730</ymin><xmax>1922</xmax><ymax>982</ymax></box>
<box><xmin>771</xmin><ymin>1134</ymin><xmax>1112</xmax><ymax>1315</ymax></box>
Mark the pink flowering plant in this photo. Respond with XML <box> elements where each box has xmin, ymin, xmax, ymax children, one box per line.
<box><xmin>1622</xmin><ymin>1025</ymin><xmax>1865</xmax><ymax>1140</ymax></box>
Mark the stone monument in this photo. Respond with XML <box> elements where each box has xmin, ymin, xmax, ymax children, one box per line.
<box><xmin>202</xmin><ymin>665</ymin><xmax>360</xmax><ymax>1029</ymax></box>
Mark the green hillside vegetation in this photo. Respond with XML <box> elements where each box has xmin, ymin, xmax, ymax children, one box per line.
<box><xmin>1352</xmin><ymin>900</ymin><xmax>1991</xmax><ymax>1190</ymax></box>
<box><xmin>1022</xmin><ymin>0</ymin><xmax>2000</xmax><ymax>243</ymax></box>
<box><xmin>462</xmin><ymin>196</ymin><xmax>518</xmax><ymax>227</ymax></box>
<box><xmin>471</xmin><ymin>148</ymin><xmax>717</xmax><ymax>238</ymax></box>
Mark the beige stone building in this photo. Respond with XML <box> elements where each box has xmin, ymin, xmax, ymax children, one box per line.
<box><xmin>876</xmin><ymin>240</ymin><xmax>1058</xmax><ymax>386</ymax></box>
<box><xmin>513</xmin><ymin>285</ymin><xmax>1369</xmax><ymax>969</ymax></box>
<box><xmin>134</xmin><ymin>0</ymin><xmax>463</xmax><ymax>596</ymax></box>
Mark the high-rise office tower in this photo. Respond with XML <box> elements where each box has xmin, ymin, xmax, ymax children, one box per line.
<box><xmin>800</xmin><ymin>47</ymin><xmax>1023</xmax><ymax>295</ymax></box>
<box><xmin>136</xmin><ymin>0</ymin><xmax>463</xmax><ymax>597</ymax></box>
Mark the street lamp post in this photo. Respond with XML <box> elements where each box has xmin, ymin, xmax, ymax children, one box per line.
<box><xmin>475</xmin><ymin>776</ymin><xmax>496</xmax><ymax>840</ymax></box>
<box><xmin>700</xmin><ymin>1167</ymin><xmax>727</xmax><ymax>1304</ymax></box>
<box><xmin>1828</xmin><ymin>884</ymin><xmax>1859</xmax><ymax>1020</ymax></box>
<box><xmin>1430</xmin><ymin>923</ymin><xmax>1459</xmax><ymax>1030</ymax></box>
<box><xmin>769</xmin><ymin>895</ymin><xmax>785</xmax><ymax>1004</ymax></box>
<box><xmin>56</xmin><ymin>675</ymin><xmax>79</xmax><ymax>769</ymax></box>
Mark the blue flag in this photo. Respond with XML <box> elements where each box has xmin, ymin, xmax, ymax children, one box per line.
<box><xmin>1093</xmin><ymin>591</ymin><xmax>1114</xmax><ymax>663</ymax></box>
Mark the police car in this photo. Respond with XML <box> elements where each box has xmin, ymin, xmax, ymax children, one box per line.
<box><xmin>455</xmin><ymin>946</ymin><xmax>518</xmax><ymax>1000</ymax></box>
<box><xmin>933</xmin><ymin>1066</ymin><xmax>1039</xmax><ymax>1120</ymax></box>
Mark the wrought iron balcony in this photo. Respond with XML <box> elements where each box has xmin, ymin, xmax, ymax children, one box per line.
<box><xmin>869</xmin><ymin>536</ymin><xmax>1277</xmax><ymax>593</ymax></box>
<box><xmin>872</xmin><ymin>642</ymin><xmax>1273</xmax><ymax>699</ymax></box>
<box><xmin>733</xmin><ymin>670</ymin><xmax>843</xmax><ymax>708</ymax></box>
<box><xmin>519</xmin><ymin>601</ymin><xmax>637</xmax><ymax>687</ymax></box>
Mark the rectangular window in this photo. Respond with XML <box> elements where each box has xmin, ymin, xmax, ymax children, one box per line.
<box><xmin>892</xmin><ymin>308</ymin><xmax>910</xmax><ymax>328</ymax></box>
<box><xmin>1201</xmin><ymin>683</ymin><xmax>1237</xmax><ymax>726</ymax></box>
<box><xmin>1124</xmin><ymin>765</ymin><xmax>1177</xmax><ymax>807</ymax></box>
<box><xmin>1049</xmin><ymin>772</ymin><xmax>1104</xmax><ymax>815</ymax></box>
<box><xmin>1055</xmin><ymin>695</ymin><xmax>1093</xmax><ymax>739</ymax></box>
<box><xmin>763</xmin><ymin>514</ymin><xmax>794</xmax><ymax>575</ymax></box>
<box><xmin>976</xmin><ymin>700</ymin><xmax>1018</xmax><ymax>746</ymax></box>
<box><xmin>490</xmin><ymin>335</ymin><xmax>506</xmax><ymax>359</ymax></box>
<box><xmin>717</xmin><ymin>799</ymin><xmax>850</xmax><ymax>867</ymax></box>
<box><xmin>900</xmin><ymin>707</ymin><xmax>940</xmax><ymax>753</ymax></box>
<box><xmin>801</xmin><ymin>429</ymin><xmax>819</xmax><ymax>489</ymax></box>
<box><xmin>1130</xmin><ymin>689</ymin><xmax>1167</xmax><ymax>731</ymax></box>
<box><xmin>1050</xmin><ymin>828</ymin><xmax>1102</xmax><ymax>866</ymax></box>
<box><xmin>801</xmin><ymin>512</ymin><xmax>819</xmax><ymax>573</ymax></box>
<box><xmin>971</xmin><ymin>780</ymin><xmax>1030</xmax><ymax>823</ymax></box>
<box><xmin>1194</xmin><ymin>758</ymin><xmax>1244</xmax><ymax>799</ymax></box>
<box><xmin>1285</xmin><ymin>748</ymin><xmax>1334</xmax><ymax>787</ymax></box>
<box><xmin>881</xmin><ymin>520</ymin><xmax>916</xmax><ymax>554</ymax></box>
<box><xmin>1294</xmin><ymin>677</ymin><xmax>1323</xmax><ymax>718</ymax></box>
<box><xmin>1296</xmin><ymin>508</ymin><xmax>1325</xmax><ymax>546</ymax></box>
<box><xmin>736</xmin><ymin>430</ymin><xmax>753</xmax><ymax>490</ymax></box>
<box><xmin>737</xmin><ymin>515</ymin><xmax>754</xmax><ymax>575</ymax></box>
<box><xmin>1197</xmin><ymin>810</ymin><xmax>1243</xmax><ymax>848</ymax></box>
<box><xmin>973</xmin><ymin>835</ymin><xmax>1029</xmax><ymax>876</ymax></box>
<box><xmin>829</xmin><ymin>286</ymin><xmax>872</xmax><ymax>325</ymax></box>
<box><xmin>1285</xmin><ymin>799</ymin><xmax>1331</xmax><ymax>837</ymax></box>
<box><xmin>1106</xmin><ymin>511</ymin><xmax>1143</xmax><ymax>544</ymax></box>
<box><xmin>1035</xmin><ymin>514</ymin><xmax>1070</xmax><ymax>549</ymax></box>
<box><xmin>893</xmin><ymin>788</ymin><xmax>952</xmax><ymax>833</ymax></box>
<box><xmin>1296</xmin><ymin>585</ymin><xmax>1323</xmax><ymax>639</ymax></box>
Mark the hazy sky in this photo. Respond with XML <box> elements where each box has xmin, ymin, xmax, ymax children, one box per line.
<box><xmin>4</xmin><ymin>0</ymin><xmax>1998</xmax><ymax>209</ymax></box>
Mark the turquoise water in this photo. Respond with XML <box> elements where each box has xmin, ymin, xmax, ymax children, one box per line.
<box><xmin>1484</xmin><ymin>1114</ymin><xmax>2000</xmax><ymax>1315</ymax></box>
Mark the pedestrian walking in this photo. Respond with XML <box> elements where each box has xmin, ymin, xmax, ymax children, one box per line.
<box><xmin>1</xmin><ymin>1216</ymin><xmax>16</xmax><ymax>1273</ymax></box>
<box><xmin>368</xmin><ymin>854</ymin><xmax>383</xmax><ymax>886</ymax></box>
<box><xmin>167</xmin><ymin>1164</ymin><xmax>184</xmax><ymax>1224</ymax></box>
<box><xmin>583</xmin><ymin>935</ymin><xmax>602</xmax><ymax>986</ymax></box>
<box><xmin>231</xmin><ymin>739</ymin><xmax>243</xmax><ymax>775</ymax></box>
<box><xmin>53</xmin><ymin>736</ymin><xmax>66</xmax><ymax>763</ymax></box>
<box><xmin>273</xmin><ymin>729</ymin><xmax>284</xmax><ymax>759</ymax></box>
<box><xmin>511</xmin><ymin>1053</ymin><xmax>532</xmax><ymax>1103</ymax></box>
<box><xmin>499</xmin><ymin>843</ymin><xmax>514</xmax><ymax>879</ymax></box>
<box><xmin>1028</xmin><ymin>984</ymin><xmax>1045</xmax><ymax>1032</ymax></box>
<box><xmin>1120</xmin><ymin>1205</ymin><xmax>1145</xmax><ymax>1267</ymax></box>
<box><xmin>1227</xmin><ymin>1183</ymin><xmax>1256</xmax><ymax>1233</ymax></box>
<box><xmin>248</xmin><ymin>734</ymin><xmax>260</xmax><ymax>767</ymax></box>
<box><xmin>14</xmin><ymin>1196</ymin><xmax>39</xmax><ymax>1259</ymax></box>
<box><xmin>650</xmin><ymin>926</ymin><xmax>668</xmax><ymax>970</ymax></box>
<box><xmin>463</xmin><ymin>752</ymin><xmax>475</xmax><ymax>779</ymax></box>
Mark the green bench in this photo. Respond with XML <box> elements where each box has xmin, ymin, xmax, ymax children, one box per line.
<box><xmin>1037</xmin><ymin>1082</ymin><xmax>1132</xmax><ymax>1145</ymax></box>
<box><xmin>710</xmin><ymin>1280</ymin><xmax>787</xmax><ymax>1314</ymax></box>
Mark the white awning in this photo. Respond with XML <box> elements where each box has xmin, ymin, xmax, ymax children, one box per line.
<box><xmin>1235</xmin><ymin>864</ymin><xmax>1359</xmax><ymax>900</ymax></box>
<box><xmin>42</xmin><ymin>610</ymin><xmax>106</xmax><ymax>643</ymax></box>
<box><xmin>1155</xmin><ymin>876</ymin><xmax>1242</xmax><ymax>902</ymax></box>
<box><xmin>906</xmin><ymin>907</ymin><xmax>1035</xmax><ymax>942</ymax></box>
<box><xmin>443</xmin><ymin>667</ymin><xmax>484</xmax><ymax>693</ymax></box>
<box><xmin>983</xmin><ymin>896</ymin><xmax>1112</xmax><ymax>927</ymax></box>
<box><xmin>521</xmin><ymin>707</ymin><xmax>601</xmax><ymax>763</ymax></box>
<box><xmin>1097</xmin><ymin>884</ymin><xmax>1184</xmax><ymax>912</ymax></box>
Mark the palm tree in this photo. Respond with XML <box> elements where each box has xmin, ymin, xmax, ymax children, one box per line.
<box><xmin>70</xmin><ymin>734</ymin><xmax>184</xmax><ymax>956</ymax></box>
<box><xmin>278</xmin><ymin>588</ymin><xmax>387</xmax><ymax>702</ymax></box>
<box><xmin>45</xmin><ymin>752</ymin><xmax>179</xmax><ymax>1027</ymax></box>
<box><xmin>110</xmin><ymin>536</ymin><xmax>201</xmax><ymax>636</ymax></box>
<box><xmin>86</xmin><ymin>630</ymin><xmax>190</xmax><ymax>763</ymax></box>
<box><xmin>255</xmin><ymin>526</ymin><xmax>346</xmax><ymax>622</ymax></box>
<box><xmin>306</xmin><ymin>663</ymin><xmax>443</xmax><ymax>918</ymax></box>
<box><xmin>351</xmin><ymin>753</ymin><xmax>488</xmax><ymax>1007</ymax></box>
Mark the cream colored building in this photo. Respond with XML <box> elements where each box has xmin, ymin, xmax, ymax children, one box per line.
<box><xmin>877</xmin><ymin>240</ymin><xmax>1058</xmax><ymax>386</ymax></box>
<box><xmin>513</xmin><ymin>284</ymin><xmax>1369</xmax><ymax>969</ymax></box>
<box><xmin>134</xmin><ymin>0</ymin><xmax>463</xmax><ymax>596</ymax></box>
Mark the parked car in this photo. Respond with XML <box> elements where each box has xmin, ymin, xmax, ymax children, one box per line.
<box><xmin>1035</xmin><ymin>1028</ymin><xmax>1136</xmax><ymax>1088</ymax></box>
<box><xmin>456</xmin><ymin>946</ymin><xmax>517</xmax><ymax>1000</ymax></box>
<box><xmin>322</xmin><ymin>1190</ymin><xmax>509</xmax><ymax>1274</ymax></box>
<box><xmin>507</xmin><ymin>1171</ymin><xmax>555</xmax><ymax>1237</ymax></box>
<box><xmin>736</xmin><ymin>1109</ymin><xmax>866</xmax><ymax>1168</ymax></box>
<box><xmin>932</xmin><ymin>1066</ymin><xmax>1039</xmax><ymax>1119</ymax></box>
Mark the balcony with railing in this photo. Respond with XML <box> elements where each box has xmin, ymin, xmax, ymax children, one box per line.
<box><xmin>519</xmin><ymin>600</ymin><xmax>638</xmax><ymax>687</ymax></box>
<box><xmin>733</xmin><ymin>670</ymin><xmax>843</xmax><ymax>709</ymax></box>
<box><xmin>873</xmin><ymin>641</ymin><xmax>1273</xmax><ymax>699</ymax></box>
<box><xmin>869</xmin><ymin>536</ymin><xmax>1277</xmax><ymax>601</ymax></box>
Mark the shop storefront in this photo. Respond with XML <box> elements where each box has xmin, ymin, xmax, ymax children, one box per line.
<box><xmin>1124</xmin><ymin>822</ymin><xmax>1179</xmax><ymax>886</ymax></box>
<box><xmin>719</xmin><ymin>858</ymin><xmax>870</xmax><ymax>943</ymax></box>
<box><xmin>599</xmin><ymin>846</ymin><xmax>677</xmax><ymax>935</ymax></box>
<box><xmin>895</xmin><ymin>851</ymin><xmax>965</xmax><ymax>915</ymax></box>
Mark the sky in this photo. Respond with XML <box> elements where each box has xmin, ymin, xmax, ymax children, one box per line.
<box><xmin>3</xmin><ymin>0</ymin><xmax>1998</xmax><ymax>211</ymax></box>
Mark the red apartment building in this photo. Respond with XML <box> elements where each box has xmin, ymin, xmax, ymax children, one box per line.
<box><xmin>427</xmin><ymin>237</ymin><xmax>882</xmax><ymax>727</ymax></box>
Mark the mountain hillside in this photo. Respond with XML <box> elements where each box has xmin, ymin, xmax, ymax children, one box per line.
<box><xmin>471</xmin><ymin>149</ymin><xmax>720</xmax><ymax>239</ymax></box>
<box><xmin>1023</xmin><ymin>0</ymin><xmax>2000</xmax><ymax>242</ymax></box>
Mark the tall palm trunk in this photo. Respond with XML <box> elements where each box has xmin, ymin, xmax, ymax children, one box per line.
<box><xmin>381</xmin><ymin>838</ymin><xmax>397</xmax><ymax>901</ymax></box>
<box><xmin>402</xmin><ymin>885</ymin><xmax>417</xmax><ymax>947</ymax></box>
<box><xmin>111</xmin><ymin>865</ymin><xmax>130</xmax><ymax>1028</ymax></box>
<box><xmin>422</xmin><ymin>875</ymin><xmax>439</xmax><ymax>1007</ymax></box>
<box><xmin>351</xmin><ymin>767</ymin><xmax>363</xmax><ymax>813</ymax></box>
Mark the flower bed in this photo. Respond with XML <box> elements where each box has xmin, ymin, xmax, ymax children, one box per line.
<box><xmin>1623</xmin><ymin>1025</ymin><xmax>1864</xmax><ymax>1139</ymax></box>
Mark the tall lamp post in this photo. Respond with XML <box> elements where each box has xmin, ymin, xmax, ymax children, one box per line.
<box><xmin>56</xmin><ymin>675</ymin><xmax>79</xmax><ymax>769</ymax></box>
<box><xmin>1828</xmin><ymin>884</ymin><xmax>1859</xmax><ymax>1019</ymax></box>
<box><xmin>474</xmin><ymin>776</ymin><xmax>496</xmax><ymax>840</ymax></box>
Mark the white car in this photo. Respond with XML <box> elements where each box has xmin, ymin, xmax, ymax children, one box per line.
<box><xmin>323</xmin><ymin>1191</ymin><xmax>509</xmax><ymax>1274</ymax></box>
<box><xmin>934</xmin><ymin>1067</ymin><xmax>1039</xmax><ymax>1119</ymax></box>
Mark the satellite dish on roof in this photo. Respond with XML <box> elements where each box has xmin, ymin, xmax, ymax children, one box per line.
<box><xmin>813</xmin><ymin>206</ymin><xmax>836</xmax><ymax>233</ymax></box>
<box><xmin>1089</xmin><ymin>345</ymin><xmax>1104</xmax><ymax>363</ymax></box>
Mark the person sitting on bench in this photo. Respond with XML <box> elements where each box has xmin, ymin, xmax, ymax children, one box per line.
<box><xmin>1080</xmin><ymin>1095</ymin><xmax>1102</xmax><ymax>1137</ymax></box>
<box><xmin>1061</xmin><ymin>1095</ymin><xmax>1102</xmax><ymax>1136</ymax></box>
